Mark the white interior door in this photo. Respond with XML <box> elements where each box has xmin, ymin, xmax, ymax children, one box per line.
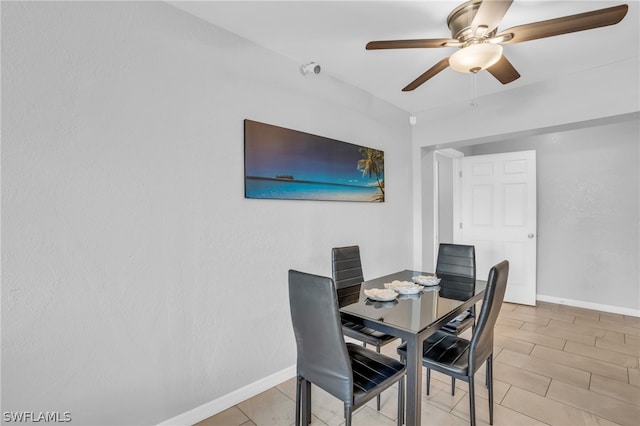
<box><xmin>457</xmin><ymin>151</ymin><xmax>537</xmax><ymax>305</ymax></box>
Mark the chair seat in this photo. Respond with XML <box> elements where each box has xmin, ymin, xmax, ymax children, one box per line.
<box><xmin>396</xmin><ymin>331</ymin><xmax>471</xmax><ymax>377</ymax></box>
<box><xmin>440</xmin><ymin>312</ymin><xmax>475</xmax><ymax>335</ymax></box>
<box><xmin>347</xmin><ymin>343</ymin><xmax>406</xmax><ymax>407</ymax></box>
<box><xmin>341</xmin><ymin>319</ymin><xmax>397</xmax><ymax>347</ymax></box>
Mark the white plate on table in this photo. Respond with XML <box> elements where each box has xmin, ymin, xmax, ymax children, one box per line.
<box><xmin>365</xmin><ymin>298</ymin><xmax>399</xmax><ymax>308</ymax></box>
<box><xmin>364</xmin><ymin>288</ymin><xmax>398</xmax><ymax>302</ymax></box>
<box><xmin>412</xmin><ymin>275</ymin><xmax>441</xmax><ymax>286</ymax></box>
<box><xmin>384</xmin><ymin>280</ymin><xmax>424</xmax><ymax>295</ymax></box>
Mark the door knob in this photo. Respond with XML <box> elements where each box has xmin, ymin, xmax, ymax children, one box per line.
<box><xmin>528</xmin><ymin>233</ymin><xmax>535</xmax><ymax>239</ymax></box>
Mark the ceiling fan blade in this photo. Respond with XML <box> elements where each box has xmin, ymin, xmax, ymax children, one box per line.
<box><xmin>402</xmin><ymin>57</ymin><xmax>450</xmax><ymax>91</ymax></box>
<box><xmin>366</xmin><ymin>39</ymin><xmax>458</xmax><ymax>50</ymax></box>
<box><xmin>471</xmin><ymin>0</ymin><xmax>514</xmax><ymax>35</ymax></box>
<box><xmin>486</xmin><ymin>55</ymin><xmax>520</xmax><ymax>84</ymax></box>
<box><xmin>497</xmin><ymin>4</ymin><xmax>628</xmax><ymax>44</ymax></box>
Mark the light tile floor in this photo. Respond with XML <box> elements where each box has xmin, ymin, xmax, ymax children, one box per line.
<box><xmin>196</xmin><ymin>302</ymin><xmax>640</xmax><ymax>426</ymax></box>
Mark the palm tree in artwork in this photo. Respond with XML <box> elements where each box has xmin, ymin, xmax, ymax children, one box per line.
<box><xmin>357</xmin><ymin>148</ymin><xmax>384</xmax><ymax>201</ymax></box>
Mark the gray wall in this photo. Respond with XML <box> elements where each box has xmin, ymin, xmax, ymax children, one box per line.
<box><xmin>435</xmin><ymin>152</ymin><xmax>455</xmax><ymax>245</ymax></box>
<box><xmin>1</xmin><ymin>2</ymin><xmax>413</xmax><ymax>424</ymax></box>
<box><xmin>469</xmin><ymin>119</ymin><xmax>639</xmax><ymax>310</ymax></box>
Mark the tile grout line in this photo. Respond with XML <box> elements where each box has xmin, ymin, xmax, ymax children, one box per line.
<box><xmin>496</xmin><ymin>383</ymin><xmax>511</xmax><ymax>405</ymax></box>
<box><xmin>235</xmin><ymin>405</ymin><xmax>252</xmax><ymax>426</ymax></box>
<box><xmin>545</xmin><ymin>380</ymin><xmax>639</xmax><ymax>426</ymax></box>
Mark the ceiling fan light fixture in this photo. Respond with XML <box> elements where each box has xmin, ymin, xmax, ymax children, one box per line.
<box><xmin>449</xmin><ymin>43</ymin><xmax>503</xmax><ymax>73</ymax></box>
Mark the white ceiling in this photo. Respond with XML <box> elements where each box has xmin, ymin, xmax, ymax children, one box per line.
<box><xmin>170</xmin><ymin>0</ymin><xmax>639</xmax><ymax>113</ymax></box>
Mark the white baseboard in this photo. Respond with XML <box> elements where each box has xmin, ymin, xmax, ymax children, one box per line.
<box><xmin>157</xmin><ymin>365</ymin><xmax>296</xmax><ymax>426</ymax></box>
<box><xmin>537</xmin><ymin>294</ymin><xmax>640</xmax><ymax>317</ymax></box>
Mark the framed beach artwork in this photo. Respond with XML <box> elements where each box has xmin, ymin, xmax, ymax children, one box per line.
<box><xmin>244</xmin><ymin>120</ymin><xmax>385</xmax><ymax>202</ymax></box>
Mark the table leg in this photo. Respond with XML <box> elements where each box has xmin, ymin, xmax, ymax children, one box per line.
<box><xmin>404</xmin><ymin>336</ymin><xmax>422</xmax><ymax>425</ymax></box>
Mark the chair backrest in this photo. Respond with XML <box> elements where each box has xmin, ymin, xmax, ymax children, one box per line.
<box><xmin>436</xmin><ymin>243</ymin><xmax>476</xmax><ymax>301</ymax></box>
<box><xmin>288</xmin><ymin>270</ymin><xmax>353</xmax><ymax>402</ymax></box>
<box><xmin>469</xmin><ymin>260</ymin><xmax>509</xmax><ymax>371</ymax></box>
<box><xmin>331</xmin><ymin>246</ymin><xmax>364</xmax><ymax>307</ymax></box>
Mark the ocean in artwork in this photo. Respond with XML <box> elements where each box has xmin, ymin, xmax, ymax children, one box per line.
<box><xmin>245</xmin><ymin>177</ymin><xmax>381</xmax><ymax>202</ymax></box>
<box><xmin>244</xmin><ymin>120</ymin><xmax>385</xmax><ymax>202</ymax></box>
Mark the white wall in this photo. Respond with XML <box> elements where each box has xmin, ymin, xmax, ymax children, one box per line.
<box><xmin>469</xmin><ymin>120</ymin><xmax>639</xmax><ymax>312</ymax></box>
<box><xmin>1</xmin><ymin>2</ymin><xmax>413</xmax><ymax>425</ymax></box>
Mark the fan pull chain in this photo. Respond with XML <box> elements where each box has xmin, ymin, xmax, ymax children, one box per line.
<box><xmin>469</xmin><ymin>73</ymin><xmax>479</xmax><ymax>107</ymax></box>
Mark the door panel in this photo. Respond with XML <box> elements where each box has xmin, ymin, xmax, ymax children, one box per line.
<box><xmin>458</xmin><ymin>151</ymin><xmax>537</xmax><ymax>305</ymax></box>
<box><xmin>472</xmin><ymin>185</ymin><xmax>493</xmax><ymax>225</ymax></box>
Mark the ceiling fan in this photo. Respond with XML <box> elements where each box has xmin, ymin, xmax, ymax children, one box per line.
<box><xmin>366</xmin><ymin>0</ymin><xmax>629</xmax><ymax>91</ymax></box>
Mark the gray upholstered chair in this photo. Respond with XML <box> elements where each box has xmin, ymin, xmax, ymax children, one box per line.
<box><xmin>398</xmin><ymin>260</ymin><xmax>509</xmax><ymax>426</ymax></box>
<box><xmin>288</xmin><ymin>270</ymin><xmax>406</xmax><ymax>426</ymax></box>
<box><xmin>331</xmin><ymin>245</ymin><xmax>398</xmax><ymax>410</ymax></box>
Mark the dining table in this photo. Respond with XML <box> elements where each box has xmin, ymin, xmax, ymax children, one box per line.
<box><xmin>339</xmin><ymin>269</ymin><xmax>487</xmax><ymax>426</ymax></box>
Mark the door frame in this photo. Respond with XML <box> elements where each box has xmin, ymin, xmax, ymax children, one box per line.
<box><xmin>433</xmin><ymin>148</ymin><xmax>464</xmax><ymax>266</ymax></box>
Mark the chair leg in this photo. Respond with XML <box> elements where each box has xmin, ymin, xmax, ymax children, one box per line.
<box><xmin>485</xmin><ymin>355</ymin><xmax>490</xmax><ymax>389</ymax></box>
<box><xmin>344</xmin><ymin>404</ymin><xmax>353</xmax><ymax>426</ymax></box>
<box><xmin>295</xmin><ymin>375</ymin><xmax>302</xmax><ymax>426</ymax></box>
<box><xmin>488</xmin><ymin>355</ymin><xmax>494</xmax><ymax>425</ymax></box>
<box><xmin>376</xmin><ymin>345</ymin><xmax>381</xmax><ymax>410</ymax></box>
<box><xmin>451</xmin><ymin>377</ymin><xmax>456</xmax><ymax>396</ymax></box>
<box><xmin>397</xmin><ymin>376</ymin><xmax>404</xmax><ymax>426</ymax></box>
<box><xmin>426</xmin><ymin>368</ymin><xmax>431</xmax><ymax>395</ymax></box>
<box><xmin>399</xmin><ymin>349</ymin><xmax>407</xmax><ymax>423</ymax></box>
<box><xmin>469</xmin><ymin>375</ymin><xmax>476</xmax><ymax>426</ymax></box>
<box><xmin>304</xmin><ymin>380</ymin><xmax>312</xmax><ymax>425</ymax></box>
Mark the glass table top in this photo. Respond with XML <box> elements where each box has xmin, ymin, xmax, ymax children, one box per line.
<box><xmin>339</xmin><ymin>270</ymin><xmax>487</xmax><ymax>335</ymax></box>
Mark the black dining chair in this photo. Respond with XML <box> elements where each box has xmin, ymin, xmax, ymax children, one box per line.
<box><xmin>434</xmin><ymin>243</ymin><xmax>478</xmax><ymax>395</ymax></box>
<box><xmin>288</xmin><ymin>270</ymin><xmax>406</xmax><ymax>426</ymax></box>
<box><xmin>331</xmin><ymin>245</ymin><xmax>398</xmax><ymax>410</ymax></box>
<box><xmin>436</xmin><ymin>243</ymin><xmax>477</xmax><ymax>337</ymax></box>
<box><xmin>397</xmin><ymin>260</ymin><xmax>509</xmax><ymax>426</ymax></box>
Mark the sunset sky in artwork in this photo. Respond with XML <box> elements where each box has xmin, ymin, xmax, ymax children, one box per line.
<box><xmin>244</xmin><ymin>120</ymin><xmax>382</xmax><ymax>186</ymax></box>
